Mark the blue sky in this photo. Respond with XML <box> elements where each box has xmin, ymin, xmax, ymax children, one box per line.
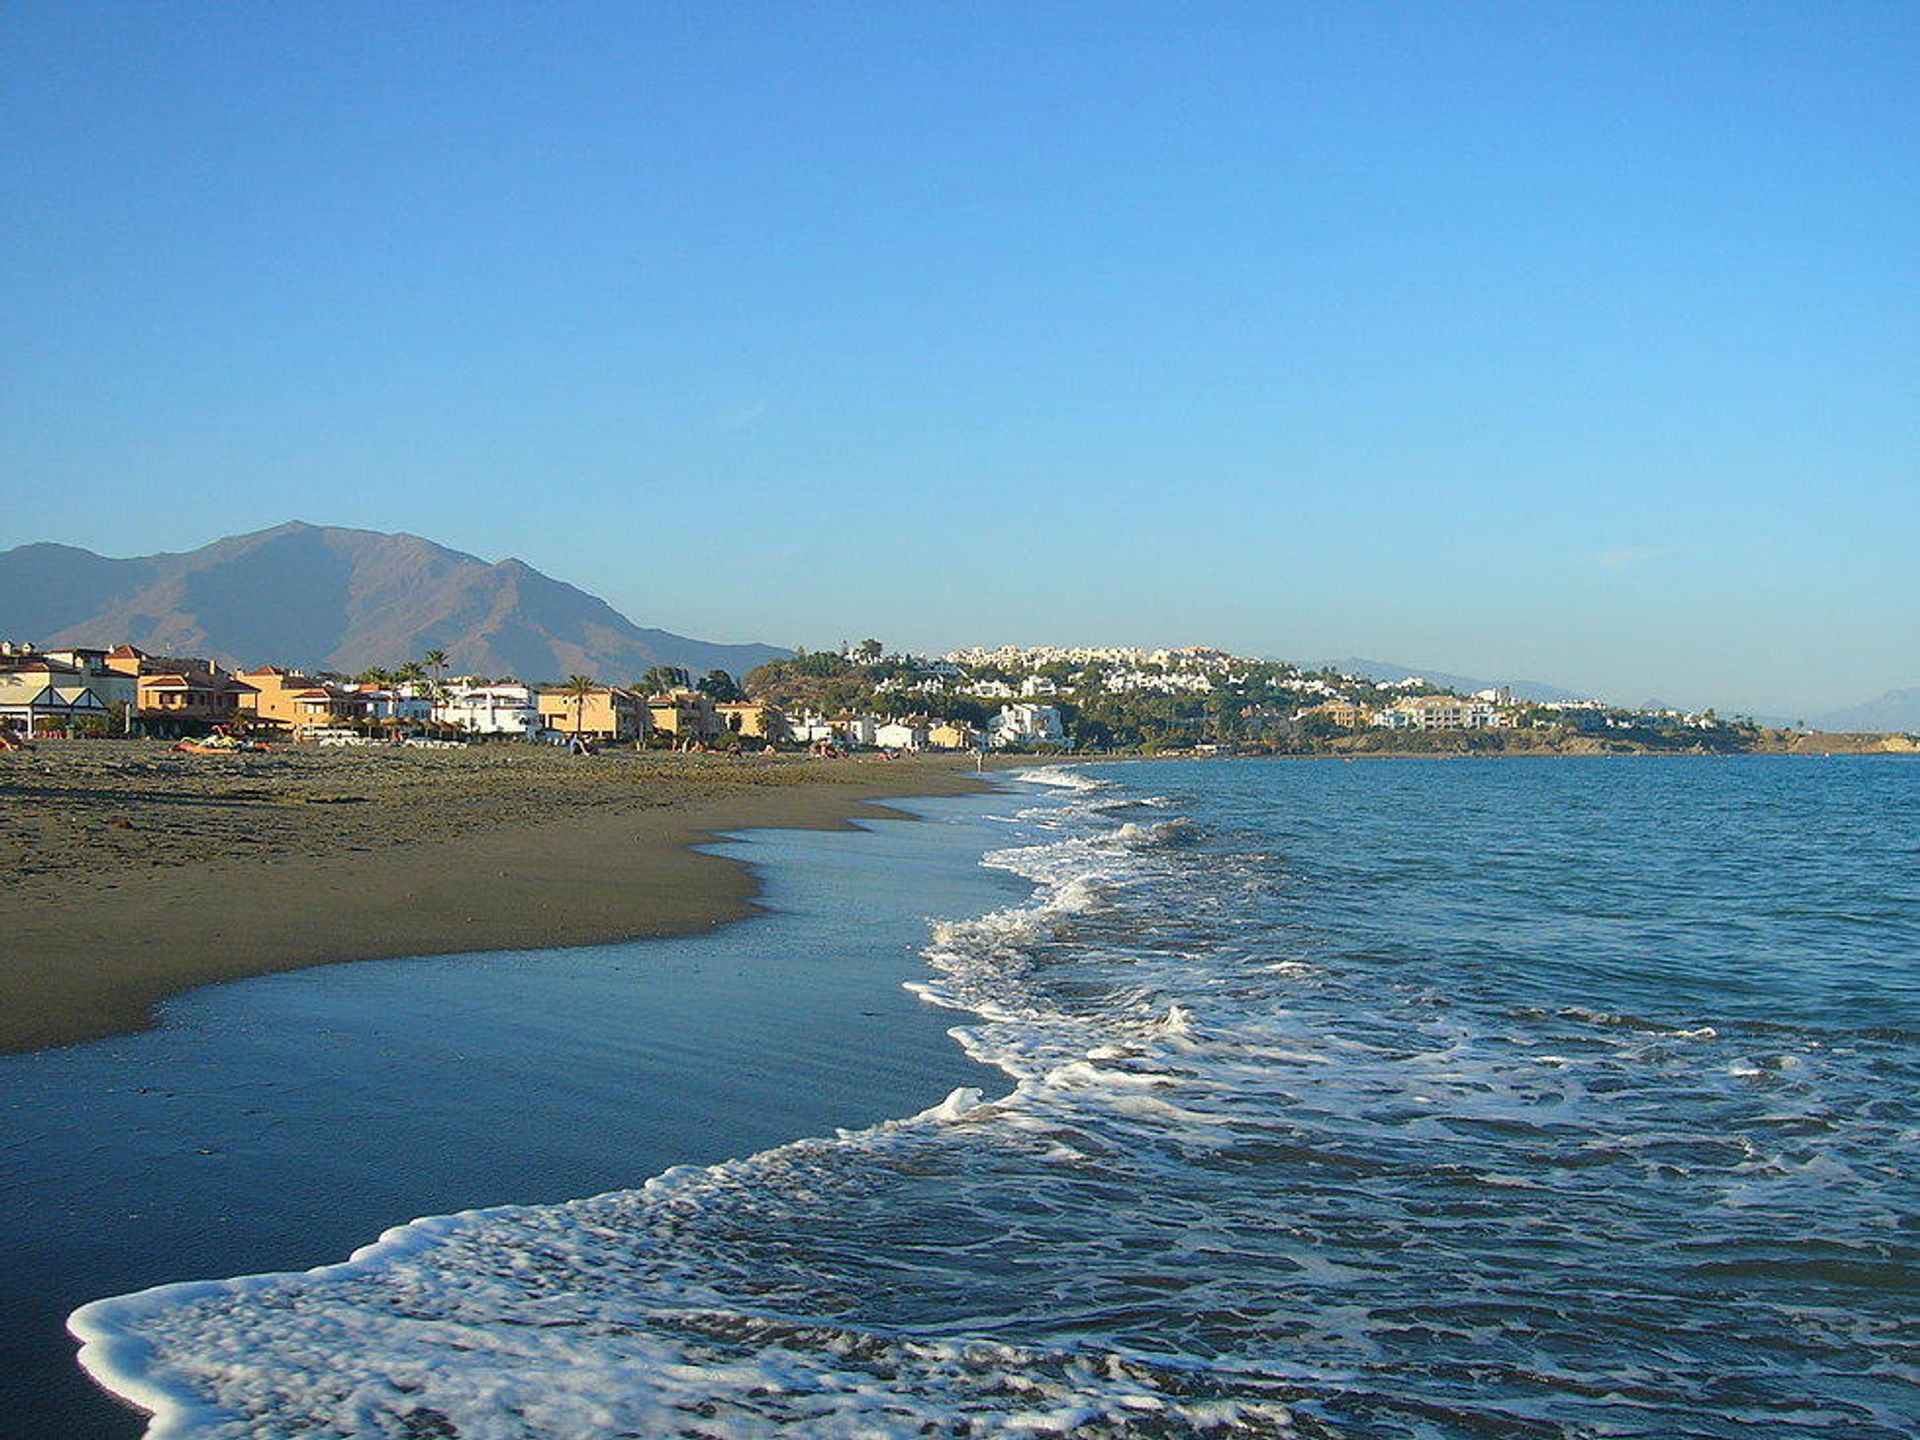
<box><xmin>3</xmin><ymin>3</ymin><xmax>1914</xmax><ymax>717</ymax></box>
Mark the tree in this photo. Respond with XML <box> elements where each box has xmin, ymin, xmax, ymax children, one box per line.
<box><xmin>639</xmin><ymin>665</ymin><xmax>691</xmax><ymax>695</ymax></box>
<box><xmin>380</xmin><ymin>661</ymin><xmax>424</xmax><ymax>738</ymax></box>
<box><xmin>697</xmin><ymin>669</ymin><xmax>742</xmax><ymax>703</ymax></box>
<box><xmin>416</xmin><ymin>651</ymin><xmax>450</xmax><ymax>733</ymax></box>
<box><xmin>352</xmin><ymin>668</ymin><xmax>391</xmax><ymax>735</ymax></box>
<box><xmin>564</xmin><ymin>674</ymin><xmax>596</xmax><ymax>743</ymax></box>
<box><xmin>853</xmin><ymin>638</ymin><xmax>883</xmax><ymax>665</ymax></box>
<box><xmin>795</xmin><ymin>651</ymin><xmax>849</xmax><ymax>679</ymax></box>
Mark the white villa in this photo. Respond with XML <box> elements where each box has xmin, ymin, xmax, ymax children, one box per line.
<box><xmin>836</xmin><ymin>714</ymin><xmax>878</xmax><ymax>749</ymax></box>
<box><xmin>787</xmin><ymin>713</ymin><xmax>837</xmax><ymax>746</ymax></box>
<box><xmin>437</xmin><ymin>682</ymin><xmax>545</xmax><ymax>737</ymax></box>
<box><xmin>355</xmin><ymin>684</ymin><xmax>436</xmax><ymax>725</ymax></box>
<box><xmin>875</xmin><ymin>718</ymin><xmax>930</xmax><ymax>751</ymax></box>
<box><xmin>1382</xmin><ymin>695</ymin><xmax>1508</xmax><ymax>730</ymax></box>
<box><xmin>987</xmin><ymin>703</ymin><xmax>1067</xmax><ymax>749</ymax></box>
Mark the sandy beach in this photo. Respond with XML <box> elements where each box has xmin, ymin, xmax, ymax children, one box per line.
<box><xmin>0</xmin><ymin>739</ymin><xmax>1004</xmax><ymax>1055</ymax></box>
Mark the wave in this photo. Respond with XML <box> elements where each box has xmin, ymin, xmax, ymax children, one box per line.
<box><xmin>69</xmin><ymin>772</ymin><xmax>1245</xmax><ymax>1439</ymax></box>
<box><xmin>68</xmin><ymin>762</ymin><xmax>1920</xmax><ymax>1439</ymax></box>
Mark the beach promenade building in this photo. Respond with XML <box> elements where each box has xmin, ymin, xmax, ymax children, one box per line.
<box><xmin>536</xmin><ymin>686</ymin><xmax>647</xmax><ymax>742</ymax></box>
<box><xmin>353</xmin><ymin>684</ymin><xmax>436</xmax><ymax>728</ymax></box>
<box><xmin>137</xmin><ymin>672</ymin><xmax>255</xmax><ymax>734</ymax></box>
<box><xmin>787</xmin><ymin>713</ymin><xmax>837</xmax><ymax>746</ymax></box>
<box><xmin>101</xmin><ymin>647</ymin><xmax>254</xmax><ymax>736</ymax></box>
<box><xmin>785</xmin><ymin>712</ymin><xmax>879</xmax><ymax>749</ymax></box>
<box><xmin>874</xmin><ymin>718</ymin><xmax>930</xmax><ymax>751</ymax></box>
<box><xmin>716</xmin><ymin>700</ymin><xmax>786</xmax><ymax>742</ymax></box>
<box><xmin>438</xmin><ymin>682</ymin><xmax>545</xmax><ymax>738</ymax></box>
<box><xmin>237</xmin><ymin>667</ymin><xmax>361</xmax><ymax>735</ymax></box>
<box><xmin>834</xmin><ymin>714</ymin><xmax>878</xmax><ymax>749</ymax></box>
<box><xmin>0</xmin><ymin>653</ymin><xmax>113</xmax><ymax>738</ymax></box>
<box><xmin>40</xmin><ymin>647</ymin><xmax>139</xmax><ymax>711</ymax></box>
<box><xmin>647</xmin><ymin>690</ymin><xmax>721</xmax><ymax>742</ymax></box>
<box><xmin>928</xmin><ymin>720</ymin><xmax>983</xmax><ymax>751</ymax></box>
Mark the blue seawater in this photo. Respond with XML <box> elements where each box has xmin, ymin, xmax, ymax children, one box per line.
<box><xmin>71</xmin><ymin>758</ymin><xmax>1920</xmax><ymax>1438</ymax></box>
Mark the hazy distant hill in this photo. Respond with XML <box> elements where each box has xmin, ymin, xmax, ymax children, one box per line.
<box><xmin>1311</xmin><ymin>656</ymin><xmax>1591</xmax><ymax>705</ymax></box>
<box><xmin>0</xmin><ymin>522</ymin><xmax>786</xmax><ymax>682</ymax></box>
<box><xmin>1812</xmin><ymin>687</ymin><xmax>1920</xmax><ymax>735</ymax></box>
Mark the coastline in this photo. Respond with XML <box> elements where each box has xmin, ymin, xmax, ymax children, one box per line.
<box><xmin>3</xmin><ymin>777</ymin><xmax>1027</xmax><ymax>1440</ymax></box>
<box><xmin>1140</xmin><ymin>729</ymin><xmax>1920</xmax><ymax>761</ymax></box>
<box><xmin>0</xmin><ymin>742</ymin><xmax>1012</xmax><ymax>1056</ymax></box>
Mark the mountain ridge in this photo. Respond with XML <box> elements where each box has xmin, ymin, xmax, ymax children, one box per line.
<box><xmin>0</xmin><ymin>522</ymin><xmax>786</xmax><ymax>682</ymax></box>
<box><xmin>1811</xmin><ymin>686</ymin><xmax>1920</xmax><ymax>735</ymax></box>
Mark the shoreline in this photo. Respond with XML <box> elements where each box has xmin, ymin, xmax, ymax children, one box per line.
<box><xmin>4</xmin><ymin>773</ymin><xmax>1026</xmax><ymax>1440</ymax></box>
<box><xmin>0</xmin><ymin>743</ymin><xmax>1016</xmax><ymax>1056</ymax></box>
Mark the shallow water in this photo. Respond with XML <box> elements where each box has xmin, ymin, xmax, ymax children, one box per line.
<box><xmin>51</xmin><ymin>759</ymin><xmax>1920</xmax><ymax>1436</ymax></box>
<box><xmin>1</xmin><ymin>793</ymin><xmax>1014</xmax><ymax>1439</ymax></box>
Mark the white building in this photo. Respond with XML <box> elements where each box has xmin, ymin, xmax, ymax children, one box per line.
<box><xmin>834</xmin><ymin>714</ymin><xmax>878</xmax><ymax>749</ymax></box>
<box><xmin>355</xmin><ymin>684</ymin><xmax>436</xmax><ymax>725</ymax></box>
<box><xmin>437</xmin><ymin>683</ymin><xmax>544</xmax><ymax>737</ymax></box>
<box><xmin>875</xmin><ymin>718</ymin><xmax>930</xmax><ymax>751</ymax></box>
<box><xmin>987</xmin><ymin>703</ymin><xmax>1067</xmax><ymax>749</ymax></box>
<box><xmin>788</xmin><ymin>713</ymin><xmax>838</xmax><ymax>746</ymax></box>
<box><xmin>1384</xmin><ymin>695</ymin><xmax>1507</xmax><ymax>730</ymax></box>
<box><xmin>0</xmin><ymin>655</ymin><xmax>112</xmax><ymax>737</ymax></box>
<box><xmin>41</xmin><ymin>648</ymin><xmax>138</xmax><ymax>710</ymax></box>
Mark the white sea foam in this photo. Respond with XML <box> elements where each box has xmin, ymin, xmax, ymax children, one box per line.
<box><xmin>1009</xmin><ymin>765</ymin><xmax>1110</xmax><ymax>792</ymax></box>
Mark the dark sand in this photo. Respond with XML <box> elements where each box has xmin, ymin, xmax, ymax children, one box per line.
<box><xmin>0</xmin><ymin>740</ymin><xmax>1004</xmax><ymax>1055</ymax></box>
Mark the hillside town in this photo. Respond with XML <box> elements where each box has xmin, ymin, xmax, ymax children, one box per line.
<box><xmin>0</xmin><ymin>635</ymin><xmax>1776</xmax><ymax>756</ymax></box>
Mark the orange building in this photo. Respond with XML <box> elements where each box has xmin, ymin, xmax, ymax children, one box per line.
<box><xmin>715</xmin><ymin>699</ymin><xmax>785</xmax><ymax>741</ymax></box>
<box><xmin>103</xmin><ymin>646</ymin><xmax>254</xmax><ymax>733</ymax></box>
<box><xmin>536</xmin><ymin>686</ymin><xmax>648</xmax><ymax>741</ymax></box>
<box><xmin>647</xmin><ymin>690</ymin><xmax>721</xmax><ymax>740</ymax></box>
<box><xmin>236</xmin><ymin>666</ymin><xmax>358</xmax><ymax>733</ymax></box>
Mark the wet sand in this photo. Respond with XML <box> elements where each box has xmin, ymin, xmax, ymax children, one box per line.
<box><xmin>0</xmin><ymin>740</ymin><xmax>1004</xmax><ymax>1055</ymax></box>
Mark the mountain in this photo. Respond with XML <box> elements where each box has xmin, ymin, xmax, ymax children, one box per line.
<box><xmin>1309</xmin><ymin>656</ymin><xmax>1592</xmax><ymax>705</ymax></box>
<box><xmin>0</xmin><ymin>522</ymin><xmax>787</xmax><ymax>682</ymax></box>
<box><xmin>1811</xmin><ymin>687</ymin><xmax>1920</xmax><ymax>735</ymax></box>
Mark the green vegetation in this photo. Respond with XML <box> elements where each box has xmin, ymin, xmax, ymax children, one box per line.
<box><xmin>742</xmin><ymin>644</ymin><xmax>1769</xmax><ymax>756</ymax></box>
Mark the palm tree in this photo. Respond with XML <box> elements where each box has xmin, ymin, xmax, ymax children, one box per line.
<box><xmin>355</xmin><ymin>667</ymin><xmax>391</xmax><ymax>736</ymax></box>
<box><xmin>391</xmin><ymin>661</ymin><xmax>426</xmax><ymax>739</ymax></box>
<box><xmin>564</xmin><ymin>674</ymin><xmax>596</xmax><ymax>747</ymax></box>
<box><xmin>639</xmin><ymin>664</ymin><xmax>690</xmax><ymax>695</ymax></box>
<box><xmin>418</xmin><ymin>650</ymin><xmax>450</xmax><ymax>735</ymax></box>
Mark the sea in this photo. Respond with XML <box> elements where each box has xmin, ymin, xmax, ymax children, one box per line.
<box><xmin>28</xmin><ymin>757</ymin><xmax>1920</xmax><ymax>1437</ymax></box>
